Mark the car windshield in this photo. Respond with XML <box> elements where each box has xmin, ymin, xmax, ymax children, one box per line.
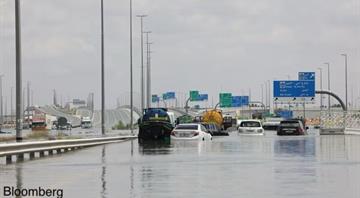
<box><xmin>280</xmin><ymin>121</ymin><xmax>300</xmax><ymax>127</ymax></box>
<box><xmin>240</xmin><ymin>121</ymin><xmax>261</xmax><ymax>127</ymax></box>
<box><xmin>175</xmin><ymin>125</ymin><xmax>198</xmax><ymax>130</ymax></box>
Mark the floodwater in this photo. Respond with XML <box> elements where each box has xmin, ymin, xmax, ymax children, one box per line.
<box><xmin>1</xmin><ymin>130</ymin><xmax>360</xmax><ymax>198</ymax></box>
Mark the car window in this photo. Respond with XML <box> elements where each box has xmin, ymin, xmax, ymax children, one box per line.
<box><xmin>240</xmin><ymin>121</ymin><xmax>261</xmax><ymax>127</ymax></box>
<box><xmin>280</xmin><ymin>122</ymin><xmax>300</xmax><ymax>127</ymax></box>
<box><xmin>175</xmin><ymin>125</ymin><xmax>198</xmax><ymax>130</ymax></box>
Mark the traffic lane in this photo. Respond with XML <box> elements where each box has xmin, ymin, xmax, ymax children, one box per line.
<box><xmin>1</xmin><ymin>132</ymin><xmax>360</xmax><ymax>198</ymax></box>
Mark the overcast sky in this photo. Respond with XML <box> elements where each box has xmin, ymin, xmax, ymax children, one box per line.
<box><xmin>0</xmin><ymin>0</ymin><xmax>359</xmax><ymax>109</ymax></box>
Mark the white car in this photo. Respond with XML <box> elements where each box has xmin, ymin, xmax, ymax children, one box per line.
<box><xmin>171</xmin><ymin>123</ymin><xmax>212</xmax><ymax>141</ymax></box>
<box><xmin>238</xmin><ymin>120</ymin><xmax>264</xmax><ymax>135</ymax></box>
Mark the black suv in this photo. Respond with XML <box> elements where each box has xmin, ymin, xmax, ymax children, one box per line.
<box><xmin>277</xmin><ymin>119</ymin><xmax>308</xmax><ymax>136</ymax></box>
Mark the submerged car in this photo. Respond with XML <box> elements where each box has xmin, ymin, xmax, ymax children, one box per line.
<box><xmin>171</xmin><ymin>123</ymin><xmax>212</xmax><ymax>141</ymax></box>
<box><xmin>277</xmin><ymin>119</ymin><xmax>308</xmax><ymax>136</ymax></box>
<box><xmin>238</xmin><ymin>120</ymin><xmax>264</xmax><ymax>135</ymax></box>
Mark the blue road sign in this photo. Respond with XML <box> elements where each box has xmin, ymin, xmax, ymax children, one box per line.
<box><xmin>199</xmin><ymin>94</ymin><xmax>208</xmax><ymax>101</ymax></box>
<box><xmin>231</xmin><ymin>96</ymin><xmax>249</xmax><ymax>107</ymax></box>
<box><xmin>299</xmin><ymin>72</ymin><xmax>315</xmax><ymax>81</ymax></box>
<box><xmin>241</xmin><ymin>96</ymin><xmax>249</xmax><ymax>106</ymax></box>
<box><xmin>163</xmin><ymin>92</ymin><xmax>176</xmax><ymax>100</ymax></box>
<box><xmin>232</xmin><ymin>96</ymin><xmax>242</xmax><ymax>107</ymax></box>
<box><xmin>166</xmin><ymin>92</ymin><xmax>176</xmax><ymax>99</ymax></box>
<box><xmin>273</xmin><ymin>80</ymin><xmax>315</xmax><ymax>98</ymax></box>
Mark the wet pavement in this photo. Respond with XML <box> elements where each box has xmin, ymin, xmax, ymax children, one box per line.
<box><xmin>1</xmin><ymin>129</ymin><xmax>360</xmax><ymax>198</ymax></box>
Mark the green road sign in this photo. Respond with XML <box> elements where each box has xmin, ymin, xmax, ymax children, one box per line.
<box><xmin>219</xmin><ymin>93</ymin><xmax>232</xmax><ymax>107</ymax></box>
<box><xmin>190</xmin><ymin>90</ymin><xmax>199</xmax><ymax>101</ymax></box>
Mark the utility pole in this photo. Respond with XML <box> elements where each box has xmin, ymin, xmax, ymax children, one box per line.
<box><xmin>15</xmin><ymin>0</ymin><xmax>23</xmax><ymax>141</ymax></box>
<box><xmin>136</xmin><ymin>15</ymin><xmax>147</xmax><ymax>113</ymax></box>
<box><xmin>100</xmin><ymin>0</ymin><xmax>105</xmax><ymax>135</ymax></box>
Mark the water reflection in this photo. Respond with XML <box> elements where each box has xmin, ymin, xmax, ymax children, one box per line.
<box><xmin>100</xmin><ymin>146</ymin><xmax>107</xmax><ymax>198</ymax></box>
<box><xmin>138</xmin><ymin>141</ymin><xmax>172</xmax><ymax>155</ymax></box>
<box><xmin>319</xmin><ymin>135</ymin><xmax>347</xmax><ymax>161</ymax></box>
<box><xmin>274</xmin><ymin>137</ymin><xmax>316</xmax><ymax>157</ymax></box>
<box><xmin>16</xmin><ymin>163</ymin><xmax>23</xmax><ymax>198</ymax></box>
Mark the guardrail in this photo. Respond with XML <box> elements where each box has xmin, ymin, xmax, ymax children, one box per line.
<box><xmin>0</xmin><ymin>135</ymin><xmax>137</xmax><ymax>164</ymax></box>
<box><xmin>345</xmin><ymin>128</ymin><xmax>360</xmax><ymax>135</ymax></box>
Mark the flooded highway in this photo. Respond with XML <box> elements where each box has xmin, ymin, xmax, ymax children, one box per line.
<box><xmin>1</xmin><ymin>130</ymin><xmax>360</xmax><ymax>198</ymax></box>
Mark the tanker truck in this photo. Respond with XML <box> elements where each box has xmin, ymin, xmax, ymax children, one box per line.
<box><xmin>138</xmin><ymin>108</ymin><xmax>174</xmax><ymax>142</ymax></box>
<box><xmin>202</xmin><ymin>109</ymin><xmax>223</xmax><ymax>128</ymax></box>
<box><xmin>202</xmin><ymin>109</ymin><xmax>233</xmax><ymax>132</ymax></box>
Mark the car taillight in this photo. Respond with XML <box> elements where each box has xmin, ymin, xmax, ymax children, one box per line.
<box><xmin>193</xmin><ymin>132</ymin><xmax>199</xmax><ymax>136</ymax></box>
<box><xmin>297</xmin><ymin>128</ymin><xmax>303</xmax><ymax>134</ymax></box>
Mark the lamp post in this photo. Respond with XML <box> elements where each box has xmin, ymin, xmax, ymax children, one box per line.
<box><xmin>129</xmin><ymin>0</ymin><xmax>134</xmax><ymax>134</ymax></box>
<box><xmin>136</xmin><ymin>15</ymin><xmax>147</xmax><ymax>113</ymax></box>
<box><xmin>317</xmin><ymin>67</ymin><xmax>323</xmax><ymax>112</ymax></box>
<box><xmin>341</xmin><ymin>54</ymin><xmax>348</xmax><ymax>110</ymax></box>
<box><xmin>144</xmin><ymin>31</ymin><xmax>152</xmax><ymax>108</ymax></box>
<box><xmin>324</xmin><ymin>62</ymin><xmax>330</xmax><ymax>113</ymax></box>
<box><xmin>100</xmin><ymin>0</ymin><xmax>106</xmax><ymax>135</ymax></box>
<box><xmin>0</xmin><ymin>75</ymin><xmax>3</xmax><ymax>130</ymax></box>
<box><xmin>15</xmin><ymin>0</ymin><xmax>23</xmax><ymax>141</ymax></box>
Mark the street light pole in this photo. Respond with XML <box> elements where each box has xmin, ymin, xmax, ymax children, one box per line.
<box><xmin>261</xmin><ymin>84</ymin><xmax>264</xmax><ymax>107</ymax></box>
<box><xmin>144</xmin><ymin>31</ymin><xmax>152</xmax><ymax>108</ymax></box>
<box><xmin>136</xmin><ymin>15</ymin><xmax>147</xmax><ymax>114</ymax></box>
<box><xmin>324</xmin><ymin>62</ymin><xmax>330</xmax><ymax>113</ymax></box>
<box><xmin>317</xmin><ymin>67</ymin><xmax>323</xmax><ymax>112</ymax></box>
<box><xmin>100</xmin><ymin>0</ymin><xmax>105</xmax><ymax>135</ymax></box>
<box><xmin>27</xmin><ymin>81</ymin><xmax>30</xmax><ymax>126</ymax></box>
<box><xmin>0</xmin><ymin>75</ymin><xmax>3</xmax><ymax>130</ymax></box>
<box><xmin>11</xmin><ymin>87</ymin><xmax>13</xmax><ymax>122</ymax></box>
<box><xmin>341</xmin><ymin>54</ymin><xmax>348</xmax><ymax>111</ymax></box>
<box><xmin>15</xmin><ymin>0</ymin><xmax>23</xmax><ymax>141</ymax></box>
<box><xmin>129</xmin><ymin>0</ymin><xmax>134</xmax><ymax>134</ymax></box>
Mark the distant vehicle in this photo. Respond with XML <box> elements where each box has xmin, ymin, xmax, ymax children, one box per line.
<box><xmin>238</xmin><ymin>120</ymin><xmax>264</xmax><ymax>135</ymax></box>
<box><xmin>277</xmin><ymin>119</ymin><xmax>308</xmax><ymax>136</ymax></box>
<box><xmin>171</xmin><ymin>123</ymin><xmax>212</xmax><ymax>141</ymax></box>
<box><xmin>138</xmin><ymin>108</ymin><xmax>174</xmax><ymax>142</ymax></box>
<box><xmin>222</xmin><ymin>115</ymin><xmax>233</xmax><ymax>130</ymax></box>
<box><xmin>201</xmin><ymin>122</ymin><xmax>229</xmax><ymax>136</ymax></box>
<box><xmin>32</xmin><ymin>113</ymin><xmax>47</xmax><ymax>131</ymax></box>
<box><xmin>81</xmin><ymin>117</ymin><xmax>92</xmax><ymax>129</ymax></box>
<box><xmin>262</xmin><ymin>117</ymin><xmax>284</xmax><ymax>130</ymax></box>
<box><xmin>57</xmin><ymin>117</ymin><xmax>72</xmax><ymax>130</ymax></box>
